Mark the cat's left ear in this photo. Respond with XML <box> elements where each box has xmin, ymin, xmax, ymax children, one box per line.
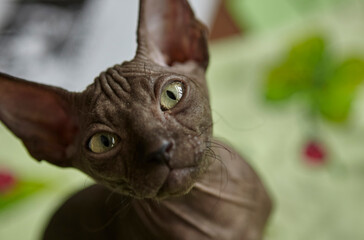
<box><xmin>136</xmin><ymin>0</ymin><xmax>209</xmax><ymax>72</ymax></box>
<box><xmin>0</xmin><ymin>73</ymin><xmax>78</xmax><ymax>167</ymax></box>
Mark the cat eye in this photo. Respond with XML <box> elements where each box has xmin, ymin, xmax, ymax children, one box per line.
<box><xmin>88</xmin><ymin>132</ymin><xmax>119</xmax><ymax>153</ymax></box>
<box><xmin>160</xmin><ymin>81</ymin><xmax>184</xmax><ymax>110</ymax></box>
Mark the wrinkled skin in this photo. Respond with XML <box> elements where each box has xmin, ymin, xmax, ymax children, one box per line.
<box><xmin>0</xmin><ymin>0</ymin><xmax>272</xmax><ymax>239</ymax></box>
<box><xmin>72</xmin><ymin>61</ymin><xmax>213</xmax><ymax>200</ymax></box>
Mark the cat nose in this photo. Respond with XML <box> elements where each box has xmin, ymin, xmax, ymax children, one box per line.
<box><xmin>144</xmin><ymin>140</ymin><xmax>173</xmax><ymax>165</ymax></box>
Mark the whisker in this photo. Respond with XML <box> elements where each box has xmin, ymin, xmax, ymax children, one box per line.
<box><xmin>212</xmin><ymin>109</ymin><xmax>265</xmax><ymax>132</ymax></box>
<box><xmin>195</xmin><ymin>146</ymin><xmax>230</xmax><ymax>215</ymax></box>
<box><xmin>197</xmin><ymin>122</ymin><xmax>213</xmax><ymax>137</ymax></box>
<box><xmin>206</xmin><ymin>139</ymin><xmax>236</xmax><ymax>161</ymax></box>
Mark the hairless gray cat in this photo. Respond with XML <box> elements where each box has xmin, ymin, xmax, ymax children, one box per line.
<box><xmin>0</xmin><ymin>0</ymin><xmax>272</xmax><ymax>239</ymax></box>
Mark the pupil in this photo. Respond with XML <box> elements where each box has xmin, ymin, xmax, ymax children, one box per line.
<box><xmin>100</xmin><ymin>135</ymin><xmax>110</xmax><ymax>147</ymax></box>
<box><xmin>166</xmin><ymin>90</ymin><xmax>177</xmax><ymax>100</ymax></box>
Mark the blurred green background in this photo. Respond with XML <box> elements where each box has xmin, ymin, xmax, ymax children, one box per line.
<box><xmin>1</xmin><ymin>0</ymin><xmax>364</xmax><ymax>239</ymax></box>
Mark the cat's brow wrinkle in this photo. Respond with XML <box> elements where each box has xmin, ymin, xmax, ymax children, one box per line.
<box><xmin>107</xmin><ymin>67</ymin><xmax>131</xmax><ymax>93</ymax></box>
<box><xmin>98</xmin><ymin>72</ymin><xmax>129</xmax><ymax>105</ymax></box>
<box><xmin>99</xmin><ymin>73</ymin><xmax>118</xmax><ymax>102</ymax></box>
<box><xmin>106</xmin><ymin>74</ymin><xmax>130</xmax><ymax>102</ymax></box>
<box><xmin>114</xmin><ymin>62</ymin><xmax>161</xmax><ymax>77</ymax></box>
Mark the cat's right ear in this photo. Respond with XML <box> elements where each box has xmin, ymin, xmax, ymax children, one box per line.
<box><xmin>0</xmin><ymin>73</ymin><xmax>79</xmax><ymax>167</ymax></box>
<box><xmin>135</xmin><ymin>0</ymin><xmax>209</xmax><ymax>72</ymax></box>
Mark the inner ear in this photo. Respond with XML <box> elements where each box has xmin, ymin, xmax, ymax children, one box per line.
<box><xmin>137</xmin><ymin>0</ymin><xmax>209</xmax><ymax>70</ymax></box>
<box><xmin>0</xmin><ymin>73</ymin><xmax>79</xmax><ymax>167</ymax></box>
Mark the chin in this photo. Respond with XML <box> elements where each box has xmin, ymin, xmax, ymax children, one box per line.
<box><xmin>101</xmin><ymin>149</ymin><xmax>211</xmax><ymax>200</ymax></box>
<box><xmin>155</xmin><ymin>168</ymin><xmax>198</xmax><ymax>199</ymax></box>
<box><xmin>154</xmin><ymin>151</ymin><xmax>211</xmax><ymax>200</ymax></box>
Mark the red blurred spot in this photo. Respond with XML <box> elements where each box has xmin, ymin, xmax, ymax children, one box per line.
<box><xmin>303</xmin><ymin>141</ymin><xmax>326</xmax><ymax>165</ymax></box>
<box><xmin>0</xmin><ymin>169</ymin><xmax>17</xmax><ymax>194</ymax></box>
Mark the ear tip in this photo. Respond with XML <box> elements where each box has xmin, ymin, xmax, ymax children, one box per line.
<box><xmin>136</xmin><ymin>0</ymin><xmax>210</xmax><ymax>70</ymax></box>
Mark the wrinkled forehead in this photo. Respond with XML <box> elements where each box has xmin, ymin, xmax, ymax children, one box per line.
<box><xmin>115</xmin><ymin>59</ymin><xmax>204</xmax><ymax>84</ymax></box>
<box><xmin>100</xmin><ymin>60</ymin><xmax>193</xmax><ymax>85</ymax></box>
<box><xmin>89</xmin><ymin>64</ymin><xmax>154</xmax><ymax>108</ymax></box>
<box><xmin>81</xmin><ymin>57</ymin><xmax>208</xmax><ymax>119</ymax></box>
<box><xmin>83</xmin><ymin>62</ymin><xmax>171</xmax><ymax>119</ymax></box>
<box><xmin>94</xmin><ymin>59</ymin><xmax>203</xmax><ymax>95</ymax></box>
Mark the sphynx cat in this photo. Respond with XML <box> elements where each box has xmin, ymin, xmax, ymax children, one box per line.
<box><xmin>0</xmin><ymin>0</ymin><xmax>272</xmax><ymax>239</ymax></box>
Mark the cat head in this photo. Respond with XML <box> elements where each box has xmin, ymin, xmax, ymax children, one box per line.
<box><xmin>0</xmin><ymin>0</ymin><xmax>212</xmax><ymax>199</ymax></box>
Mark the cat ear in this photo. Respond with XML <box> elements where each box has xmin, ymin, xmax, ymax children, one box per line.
<box><xmin>136</xmin><ymin>0</ymin><xmax>209</xmax><ymax>71</ymax></box>
<box><xmin>0</xmin><ymin>73</ymin><xmax>78</xmax><ymax>167</ymax></box>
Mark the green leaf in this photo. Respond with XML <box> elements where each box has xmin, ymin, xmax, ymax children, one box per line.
<box><xmin>288</xmin><ymin>36</ymin><xmax>326</xmax><ymax>68</ymax></box>
<box><xmin>265</xmin><ymin>63</ymin><xmax>307</xmax><ymax>100</ymax></box>
<box><xmin>265</xmin><ymin>36</ymin><xmax>327</xmax><ymax>101</ymax></box>
<box><xmin>329</xmin><ymin>58</ymin><xmax>364</xmax><ymax>86</ymax></box>
<box><xmin>316</xmin><ymin>86</ymin><xmax>353</xmax><ymax>122</ymax></box>
<box><xmin>316</xmin><ymin>58</ymin><xmax>364</xmax><ymax>122</ymax></box>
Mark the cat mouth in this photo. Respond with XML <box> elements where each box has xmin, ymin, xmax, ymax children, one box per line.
<box><xmin>107</xmin><ymin>149</ymin><xmax>209</xmax><ymax>199</ymax></box>
<box><xmin>147</xmin><ymin>149</ymin><xmax>210</xmax><ymax>199</ymax></box>
<box><xmin>155</xmin><ymin>166</ymin><xmax>199</xmax><ymax>199</ymax></box>
<box><xmin>106</xmin><ymin>165</ymin><xmax>199</xmax><ymax>199</ymax></box>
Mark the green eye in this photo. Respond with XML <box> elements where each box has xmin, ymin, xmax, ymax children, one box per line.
<box><xmin>161</xmin><ymin>81</ymin><xmax>184</xmax><ymax>110</ymax></box>
<box><xmin>88</xmin><ymin>133</ymin><xmax>119</xmax><ymax>153</ymax></box>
